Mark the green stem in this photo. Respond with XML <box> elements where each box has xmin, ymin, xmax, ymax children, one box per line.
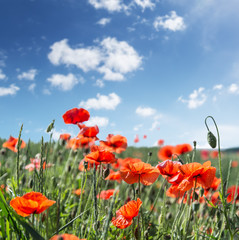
<box><xmin>205</xmin><ymin>116</ymin><xmax>233</xmax><ymax>239</ymax></box>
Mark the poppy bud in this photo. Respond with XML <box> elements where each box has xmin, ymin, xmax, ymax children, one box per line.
<box><xmin>41</xmin><ymin>212</ymin><xmax>46</xmax><ymax>222</ymax></box>
<box><xmin>46</xmin><ymin>120</ymin><xmax>55</xmax><ymax>133</ymax></box>
<box><xmin>207</xmin><ymin>131</ymin><xmax>217</xmax><ymax>149</ymax></box>
<box><xmin>67</xmin><ymin>165</ymin><xmax>71</xmax><ymax>172</ymax></box>
<box><xmin>134</xmin><ymin>226</ymin><xmax>141</xmax><ymax>240</ymax></box>
<box><xmin>103</xmin><ymin>167</ymin><xmax>110</xmax><ymax>179</ymax></box>
<box><xmin>148</xmin><ymin>152</ymin><xmax>152</xmax><ymax>156</ymax></box>
<box><xmin>84</xmin><ymin>161</ymin><xmax>88</xmax><ymax>170</ymax></box>
<box><xmin>22</xmin><ymin>175</ymin><xmax>26</xmax><ymax>186</ymax></box>
<box><xmin>199</xmin><ymin>187</ymin><xmax>204</xmax><ymax>197</ymax></box>
<box><xmin>192</xmin><ymin>202</ymin><xmax>200</xmax><ymax>212</ymax></box>
<box><xmin>166</xmin><ymin>212</ymin><xmax>172</xmax><ymax>220</ymax></box>
<box><xmin>0</xmin><ymin>148</ymin><xmax>6</xmax><ymax>156</ymax></box>
<box><xmin>28</xmin><ymin>179</ymin><xmax>34</xmax><ymax>188</ymax></box>
<box><xmin>58</xmin><ymin>237</ymin><xmax>64</xmax><ymax>240</ymax></box>
<box><xmin>194</xmin><ymin>192</ymin><xmax>199</xmax><ymax>201</ymax></box>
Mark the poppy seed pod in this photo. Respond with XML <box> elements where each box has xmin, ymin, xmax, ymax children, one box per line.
<box><xmin>207</xmin><ymin>131</ymin><xmax>217</xmax><ymax>149</ymax></box>
<box><xmin>103</xmin><ymin>167</ymin><xmax>110</xmax><ymax>179</ymax></box>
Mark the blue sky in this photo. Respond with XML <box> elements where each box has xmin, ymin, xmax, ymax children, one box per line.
<box><xmin>1</xmin><ymin>0</ymin><xmax>239</xmax><ymax>149</ymax></box>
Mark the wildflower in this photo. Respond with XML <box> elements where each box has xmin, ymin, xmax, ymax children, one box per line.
<box><xmin>177</xmin><ymin>161</ymin><xmax>216</xmax><ymax>191</ymax></box>
<box><xmin>10</xmin><ymin>192</ymin><xmax>55</xmax><ymax>217</ymax></box>
<box><xmin>2</xmin><ymin>136</ymin><xmax>26</xmax><ymax>153</ymax></box>
<box><xmin>227</xmin><ymin>186</ymin><xmax>239</xmax><ymax>203</ymax></box>
<box><xmin>77</xmin><ymin>124</ymin><xmax>99</xmax><ymax>139</ymax></box>
<box><xmin>210</xmin><ymin>151</ymin><xmax>218</xmax><ymax>159</ymax></box>
<box><xmin>105</xmin><ymin>170</ymin><xmax>122</xmax><ymax>183</ymax></box>
<box><xmin>67</xmin><ymin>136</ymin><xmax>95</xmax><ymax>150</ymax></box>
<box><xmin>157</xmin><ymin>145</ymin><xmax>175</xmax><ymax>161</ymax></box>
<box><xmin>204</xmin><ymin>176</ymin><xmax>221</xmax><ymax>196</ymax></box>
<box><xmin>78</xmin><ymin>159</ymin><xmax>99</xmax><ymax>171</ymax></box>
<box><xmin>50</xmin><ymin>234</ymin><xmax>86</xmax><ymax>240</ymax></box>
<box><xmin>112</xmin><ymin>198</ymin><xmax>142</xmax><ymax>229</ymax></box>
<box><xmin>174</xmin><ymin>144</ymin><xmax>193</xmax><ymax>155</ymax></box>
<box><xmin>84</xmin><ymin>145</ymin><xmax>117</xmax><ymax>164</ymax></box>
<box><xmin>73</xmin><ymin>189</ymin><xmax>85</xmax><ymax>196</ymax></box>
<box><xmin>143</xmin><ymin>135</ymin><xmax>147</xmax><ymax>139</ymax></box>
<box><xmin>231</xmin><ymin>161</ymin><xmax>238</xmax><ymax>168</ymax></box>
<box><xmin>59</xmin><ymin>133</ymin><xmax>71</xmax><ymax>141</ymax></box>
<box><xmin>134</xmin><ymin>135</ymin><xmax>139</xmax><ymax>143</ymax></box>
<box><xmin>200</xmin><ymin>150</ymin><xmax>210</xmax><ymax>161</ymax></box>
<box><xmin>97</xmin><ymin>189</ymin><xmax>118</xmax><ymax>200</ymax></box>
<box><xmin>25</xmin><ymin>155</ymin><xmax>52</xmax><ymax>172</ymax></box>
<box><xmin>120</xmin><ymin>161</ymin><xmax>160</xmax><ymax>186</ymax></box>
<box><xmin>100</xmin><ymin>134</ymin><xmax>127</xmax><ymax>154</ymax></box>
<box><xmin>157</xmin><ymin>139</ymin><xmax>164</xmax><ymax>146</ymax></box>
<box><xmin>62</xmin><ymin>108</ymin><xmax>90</xmax><ymax>124</ymax></box>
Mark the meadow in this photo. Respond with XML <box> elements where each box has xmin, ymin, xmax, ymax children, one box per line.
<box><xmin>0</xmin><ymin>108</ymin><xmax>239</xmax><ymax>240</ymax></box>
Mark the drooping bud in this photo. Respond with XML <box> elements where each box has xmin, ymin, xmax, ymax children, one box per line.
<box><xmin>207</xmin><ymin>131</ymin><xmax>217</xmax><ymax>148</ymax></box>
<box><xmin>46</xmin><ymin>119</ymin><xmax>55</xmax><ymax>133</ymax></box>
<box><xmin>103</xmin><ymin>164</ymin><xmax>110</xmax><ymax>179</ymax></box>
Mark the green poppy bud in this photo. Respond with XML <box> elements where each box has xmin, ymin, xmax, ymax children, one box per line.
<box><xmin>207</xmin><ymin>131</ymin><xmax>217</xmax><ymax>148</ymax></box>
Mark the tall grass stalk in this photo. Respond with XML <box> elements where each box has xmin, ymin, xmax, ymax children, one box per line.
<box><xmin>16</xmin><ymin>124</ymin><xmax>23</xmax><ymax>194</ymax></box>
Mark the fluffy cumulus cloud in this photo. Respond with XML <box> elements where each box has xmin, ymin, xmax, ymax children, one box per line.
<box><xmin>87</xmin><ymin>116</ymin><xmax>109</xmax><ymax>127</ymax></box>
<box><xmin>47</xmin><ymin>73</ymin><xmax>79</xmax><ymax>91</ymax></box>
<box><xmin>17</xmin><ymin>69</ymin><xmax>38</xmax><ymax>81</ymax></box>
<box><xmin>48</xmin><ymin>37</ymin><xmax>142</xmax><ymax>81</ymax></box>
<box><xmin>79</xmin><ymin>92</ymin><xmax>121</xmax><ymax>110</ymax></box>
<box><xmin>228</xmin><ymin>83</ymin><xmax>239</xmax><ymax>94</ymax></box>
<box><xmin>178</xmin><ymin>87</ymin><xmax>207</xmax><ymax>109</ymax></box>
<box><xmin>97</xmin><ymin>18</ymin><xmax>111</xmax><ymax>26</ymax></box>
<box><xmin>0</xmin><ymin>84</ymin><xmax>20</xmax><ymax>96</ymax></box>
<box><xmin>136</xmin><ymin>106</ymin><xmax>156</xmax><ymax>117</ymax></box>
<box><xmin>133</xmin><ymin>0</ymin><xmax>155</xmax><ymax>10</ymax></box>
<box><xmin>154</xmin><ymin>11</ymin><xmax>186</xmax><ymax>32</ymax></box>
<box><xmin>0</xmin><ymin>69</ymin><xmax>6</xmax><ymax>80</ymax></box>
<box><xmin>88</xmin><ymin>0</ymin><xmax>124</xmax><ymax>12</ymax></box>
<box><xmin>213</xmin><ymin>84</ymin><xmax>223</xmax><ymax>90</ymax></box>
<box><xmin>28</xmin><ymin>83</ymin><xmax>36</xmax><ymax>92</ymax></box>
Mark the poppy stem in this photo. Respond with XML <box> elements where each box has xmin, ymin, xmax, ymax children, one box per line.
<box><xmin>205</xmin><ymin>116</ymin><xmax>233</xmax><ymax>239</ymax></box>
<box><xmin>16</xmin><ymin>124</ymin><xmax>23</xmax><ymax>194</ymax></box>
<box><xmin>93</xmin><ymin>163</ymin><xmax>99</xmax><ymax>238</ymax></box>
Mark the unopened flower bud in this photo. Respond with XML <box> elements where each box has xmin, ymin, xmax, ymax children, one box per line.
<box><xmin>207</xmin><ymin>131</ymin><xmax>217</xmax><ymax>149</ymax></box>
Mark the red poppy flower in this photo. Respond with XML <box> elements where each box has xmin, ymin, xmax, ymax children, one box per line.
<box><xmin>62</xmin><ymin>108</ymin><xmax>90</xmax><ymax>124</ymax></box>
<box><xmin>143</xmin><ymin>135</ymin><xmax>147</xmax><ymax>139</ymax></box>
<box><xmin>59</xmin><ymin>133</ymin><xmax>71</xmax><ymax>141</ymax></box>
<box><xmin>177</xmin><ymin>161</ymin><xmax>216</xmax><ymax>191</ymax></box>
<box><xmin>204</xmin><ymin>176</ymin><xmax>221</xmax><ymax>196</ymax></box>
<box><xmin>227</xmin><ymin>186</ymin><xmax>239</xmax><ymax>203</ymax></box>
<box><xmin>84</xmin><ymin>145</ymin><xmax>117</xmax><ymax>164</ymax></box>
<box><xmin>120</xmin><ymin>161</ymin><xmax>160</xmax><ymax>186</ymax></box>
<box><xmin>134</xmin><ymin>135</ymin><xmax>139</xmax><ymax>143</ymax></box>
<box><xmin>100</xmin><ymin>134</ymin><xmax>127</xmax><ymax>154</ymax></box>
<box><xmin>210</xmin><ymin>151</ymin><xmax>218</xmax><ymax>159</ymax></box>
<box><xmin>10</xmin><ymin>192</ymin><xmax>55</xmax><ymax>217</ymax></box>
<box><xmin>156</xmin><ymin>160</ymin><xmax>182</xmax><ymax>182</ymax></box>
<box><xmin>112</xmin><ymin>198</ymin><xmax>142</xmax><ymax>229</ymax></box>
<box><xmin>3</xmin><ymin>136</ymin><xmax>26</xmax><ymax>153</ymax></box>
<box><xmin>25</xmin><ymin>157</ymin><xmax>52</xmax><ymax>172</ymax></box>
<box><xmin>174</xmin><ymin>144</ymin><xmax>193</xmax><ymax>155</ymax></box>
<box><xmin>105</xmin><ymin>170</ymin><xmax>122</xmax><ymax>183</ymax></box>
<box><xmin>231</xmin><ymin>161</ymin><xmax>238</xmax><ymax>168</ymax></box>
<box><xmin>157</xmin><ymin>145</ymin><xmax>175</xmax><ymax>161</ymax></box>
<box><xmin>166</xmin><ymin>185</ymin><xmax>186</xmax><ymax>198</ymax></box>
<box><xmin>78</xmin><ymin>159</ymin><xmax>99</xmax><ymax>171</ymax></box>
<box><xmin>67</xmin><ymin>137</ymin><xmax>95</xmax><ymax>150</ymax></box>
<box><xmin>73</xmin><ymin>189</ymin><xmax>85</xmax><ymax>196</ymax></box>
<box><xmin>200</xmin><ymin>150</ymin><xmax>210</xmax><ymax>161</ymax></box>
<box><xmin>50</xmin><ymin>234</ymin><xmax>85</xmax><ymax>240</ymax></box>
<box><xmin>157</xmin><ymin>139</ymin><xmax>164</xmax><ymax>146</ymax></box>
<box><xmin>97</xmin><ymin>189</ymin><xmax>119</xmax><ymax>200</ymax></box>
<box><xmin>77</xmin><ymin>124</ymin><xmax>99</xmax><ymax>139</ymax></box>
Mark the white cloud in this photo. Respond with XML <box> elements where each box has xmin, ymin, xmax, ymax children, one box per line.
<box><xmin>17</xmin><ymin>69</ymin><xmax>37</xmax><ymax>81</ymax></box>
<box><xmin>133</xmin><ymin>124</ymin><xmax>143</xmax><ymax>131</ymax></box>
<box><xmin>97</xmin><ymin>18</ymin><xmax>111</xmax><ymax>26</ymax></box>
<box><xmin>79</xmin><ymin>92</ymin><xmax>121</xmax><ymax>110</ymax></box>
<box><xmin>213</xmin><ymin>84</ymin><xmax>223</xmax><ymax>90</ymax></box>
<box><xmin>178</xmin><ymin>87</ymin><xmax>207</xmax><ymax>109</ymax></box>
<box><xmin>0</xmin><ymin>51</ymin><xmax>7</xmax><ymax>67</ymax></box>
<box><xmin>48</xmin><ymin>37</ymin><xmax>142</xmax><ymax>81</ymax></box>
<box><xmin>48</xmin><ymin>39</ymin><xmax>102</xmax><ymax>72</ymax></box>
<box><xmin>43</xmin><ymin>89</ymin><xmax>51</xmax><ymax>95</ymax></box>
<box><xmin>0</xmin><ymin>84</ymin><xmax>20</xmax><ymax>96</ymax></box>
<box><xmin>134</xmin><ymin>0</ymin><xmax>155</xmax><ymax>10</ymax></box>
<box><xmin>136</xmin><ymin>106</ymin><xmax>156</xmax><ymax>117</ymax></box>
<box><xmin>88</xmin><ymin>0</ymin><xmax>124</xmax><ymax>12</ymax></box>
<box><xmin>149</xmin><ymin>114</ymin><xmax>162</xmax><ymax>131</ymax></box>
<box><xmin>47</xmin><ymin>73</ymin><xmax>79</xmax><ymax>91</ymax></box>
<box><xmin>28</xmin><ymin>83</ymin><xmax>36</xmax><ymax>92</ymax></box>
<box><xmin>0</xmin><ymin>69</ymin><xmax>6</xmax><ymax>80</ymax></box>
<box><xmin>228</xmin><ymin>83</ymin><xmax>239</xmax><ymax>94</ymax></box>
<box><xmin>154</xmin><ymin>11</ymin><xmax>186</xmax><ymax>32</ymax></box>
<box><xmin>94</xmin><ymin>79</ymin><xmax>104</xmax><ymax>88</ymax></box>
<box><xmin>86</xmin><ymin>116</ymin><xmax>109</xmax><ymax>127</ymax></box>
